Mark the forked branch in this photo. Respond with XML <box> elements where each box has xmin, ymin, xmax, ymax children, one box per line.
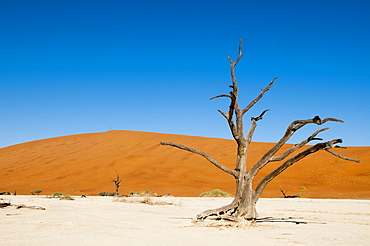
<box><xmin>269</xmin><ymin>127</ymin><xmax>329</xmax><ymax>162</ymax></box>
<box><xmin>245</xmin><ymin>110</ymin><xmax>269</xmax><ymax>147</ymax></box>
<box><xmin>160</xmin><ymin>142</ymin><xmax>238</xmax><ymax>177</ymax></box>
<box><xmin>111</xmin><ymin>173</ymin><xmax>122</xmax><ymax>185</ymax></box>
<box><xmin>249</xmin><ymin>117</ymin><xmax>344</xmax><ymax>178</ymax></box>
<box><xmin>254</xmin><ymin>139</ymin><xmax>360</xmax><ymax>201</ymax></box>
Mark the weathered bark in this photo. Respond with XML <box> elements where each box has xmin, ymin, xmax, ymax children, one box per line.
<box><xmin>160</xmin><ymin>39</ymin><xmax>360</xmax><ymax>224</ymax></box>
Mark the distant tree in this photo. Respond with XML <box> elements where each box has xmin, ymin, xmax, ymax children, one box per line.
<box><xmin>161</xmin><ymin>39</ymin><xmax>360</xmax><ymax>226</ymax></box>
<box><xmin>280</xmin><ymin>190</ymin><xmax>299</xmax><ymax>198</ymax></box>
<box><xmin>111</xmin><ymin>172</ymin><xmax>122</xmax><ymax>196</ymax></box>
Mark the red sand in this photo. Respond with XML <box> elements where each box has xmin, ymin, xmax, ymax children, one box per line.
<box><xmin>0</xmin><ymin>130</ymin><xmax>369</xmax><ymax>198</ymax></box>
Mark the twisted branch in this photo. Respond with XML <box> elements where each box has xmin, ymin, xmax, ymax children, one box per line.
<box><xmin>248</xmin><ymin>117</ymin><xmax>344</xmax><ymax>178</ymax></box>
<box><xmin>254</xmin><ymin>139</ymin><xmax>359</xmax><ymax>201</ymax></box>
<box><xmin>325</xmin><ymin>148</ymin><xmax>360</xmax><ymax>162</ymax></box>
<box><xmin>269</xmin><ymin>127</ymin><xmax>329</xmax><ymax>162</ymax></box>
<box><xmin>160</xmin><ymin>142</ymin><xmax>238</xmax><ymax>177</ymax></box>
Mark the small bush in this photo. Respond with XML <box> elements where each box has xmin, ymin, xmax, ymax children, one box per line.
<box><xmin>29</xmin><ymin>190</ymin><xmax>42</xmax><ymax>195</ymax></box>
<box><xmin>60</xmin><ymin>195</ymin><xmax>74</xmax><ymax>200</ymax></box>
<box><xmin>300</xmin><ymin>186</ymin><xmax>307</xmax><ymax>191</ymax></box>
<box><xmin>200</xmin><ymin>189</ymin><xmax>233</xmax><ymax>197</ymax></box>
<box><xmin>107</xmin><ymin>192</ymin><xmax>116</xmax><ymax>196</ymax></box>
<box><xmin>99</xmin><ymin>191</ymin><xmax>108</xmax><ymax>196</ymax></box>
<box><xmin>52</xmin><ymin>192</ymin><xmax>64</xmax><ymax>198</ymax></box>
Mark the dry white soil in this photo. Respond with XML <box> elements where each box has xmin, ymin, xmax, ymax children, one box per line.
<box><xmin>1</xmin><ymin>196</ymin><xmax>369</xmax><ymax>245</ymax></box>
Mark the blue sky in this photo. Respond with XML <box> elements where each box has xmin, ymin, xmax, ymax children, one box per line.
<box><xmin>0</xmin><ymin>0</ymin><xmax>369</xmax><ymax>148</ymax></box>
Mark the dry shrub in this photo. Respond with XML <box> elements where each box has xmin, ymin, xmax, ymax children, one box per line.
<box><xmin>113</xmin><ymin>196</ymin><xmax>181</xmax><ymax>206</ymax></box>
<box><xmin>129</xmin><ymin>191</ymin><xmax>159</xmax><ymax>197</ymax></box>
<box><xmin>200</xmin><ymin>189</ymin><xmax>233</xmax><ymax>197</ymax></box>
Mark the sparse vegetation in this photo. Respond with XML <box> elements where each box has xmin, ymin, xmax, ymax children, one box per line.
<box><xmin>200</xmin><ymin>189</ymin><xmax>233</xmax><ymax>197</ymax></box>
<box><xmin>29</xmin><ymin>190</ymin><xmax>42</xmax><ymax>195</ymax></box>
<box><xmin>113</xmin><ymin>196</ymin><xmax>180</xmax><ymax>206</ymax></box>
<box><xmin>98</xmin><ymin>191</ymin><xmax>116</xmax><ymax>196</ymax></box>
<box><xmin>129</xmin><ymin>191</ymin><xmax>159</xmax><ymax>197</ymax></box>
<box><xmin>60</xmin><ymin>194</ymin><xmax>74</xmax><ymax>200</ymax></box>
<box><xmin>50</xmin><ymin>192</ymin><xmax>74</xmax><ymax>200</ymax></box>
<box><xmin>52</xmin><ymin>192</ymin><xmax>63</xmax><ymax>198</ymax></box>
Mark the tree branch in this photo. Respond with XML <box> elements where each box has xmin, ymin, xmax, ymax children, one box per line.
<box><xmin>245</xmin><ymin>120</ymin><xmax>257</xmax><ymax>146</ymax></box>
<box><xmin>248</xmin><ymin>117</ymin><xmax>344</xmax><ymax>177</ymax></box>
<box><xmin>251</xmin><ymin>109</ymin><xmax>269</xmax><ymax>121</ymax></box>
<box><xmin>241</xmin><ymin>78</ymin><xmax>276</xmax><ymax>115</ymax></box>
<box><xmin>212</xmin><ymin>40</ymin><xmax>245</xmax><ymax>143</ymax></box>
<box><xmin>245</xmin><ymin>110</ymin><xmax>269</xmax><ymax>154</ymax></box>
<box><xmin>217</xmin><ymin>109</ymin><xmax>229</xmax><ymax>119</ymax></box>
<box><xmin>111</xmin><ymin>172</ymin><xmax>122</xmax><ymax>185</ymax></box>
<box><xmin>209</xmin><ymin>94</ymin><xmax>232</xmax><ymax>100</ymax></box>
<box><xmin>227</xmin><ymin>39</ymin><xmax>243</xmax><ymax>66</ymax></box>
<box><xmin>216</xmin><ymin>109</ymin><xmax>239</xmax><ymax>141</ymax></box>
<box><xmin>324</xmin><ymin>148</ymin><xmax>360</xmax><ymax>162</ymax></box>
<box><xmin>234</xmin><ymin>38</ymin><xmax>243</xmax><ymax>65</ymax></box>
<box><xmin>253</xmin><ymin>139</ymin><xmax>358</xmax><ymax>201</ymax></box>
<box><xmin>269</xmin><ymin>128</ymin><xmax>329</xmax><ymax>162</ymax></box>
<box><xmin>160</xmin><ymin>142</ymin><xmax>238</xmax><ymax>177</ymax></box>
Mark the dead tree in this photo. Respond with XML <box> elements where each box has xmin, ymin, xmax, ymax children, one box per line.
<box><xmin>111</xmin><ymin>172</ymin><xmax>122</xmax><ymax>196</ymax></box>
<box><xmin>160</xmin><ymin>39</ymin><xmax>359</xmax><ymax>225</ymax></box>
<box><xmin>280</xmin><ymin>190</ymin><xmax>299</xmax><ymax>198</ymax></box>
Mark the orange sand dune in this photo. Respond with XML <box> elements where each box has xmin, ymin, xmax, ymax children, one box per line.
<box><xmin>0</xmin><ymin>130</ymin><xmax>369</xmax><ymax>198</ymax></box>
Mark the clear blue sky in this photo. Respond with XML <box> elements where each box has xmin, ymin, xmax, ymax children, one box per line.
<box><xmin>1</xmin><ymin>0</ymin><xmax>369</xmax><ymax>148</ymax></box>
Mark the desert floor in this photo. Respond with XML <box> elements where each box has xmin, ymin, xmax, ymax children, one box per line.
<box><xmin>1</xmin><ymin>195</ymin><xmax>369</xmax><ymax>245</ymax></box>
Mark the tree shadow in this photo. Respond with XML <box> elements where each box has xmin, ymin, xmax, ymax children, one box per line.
<box><xmin>256</xmin><ymin>216</ymin><xmax>326</xmax><ymax>224</ymax></box>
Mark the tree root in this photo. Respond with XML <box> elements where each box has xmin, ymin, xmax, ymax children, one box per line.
<box><xmin>193</xmin><ymin>217</ymin><xmax>256</xmax><ymax>228</ymax></box>
<box><xmin>194</xmin><ymin>202</ymin><xmax>257</xmax><ymax>227</ymax></box>
<box><xmin>195</xmin><ymin>203</ymin><xmax>237</xmax><ymax>221</ymax></box>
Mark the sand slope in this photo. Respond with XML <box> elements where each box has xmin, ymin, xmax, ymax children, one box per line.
<box><xmin>0</xmin><ymin>130</ymin><xmax>369</xmax><ymax>198</ymax></box>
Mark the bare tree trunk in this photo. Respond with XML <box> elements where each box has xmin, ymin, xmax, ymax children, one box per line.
<box><xmin>160</xmin><ymin>39</ymin><xmax>359</xmax><ymax>225</ymax></box>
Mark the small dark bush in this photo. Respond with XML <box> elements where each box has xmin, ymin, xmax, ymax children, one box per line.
<box><xmin>52</xmin><ymin>192</ymin><xmax>63</xmax><ymax>198</ymax></box>
<box><xmin>99</xmin><ymin>191</ymin><xmax>108</xmax><ymax>196</ymax></box>
<box><xmin>29</xmin><ymin>190</ymin><xmax>42</xmax><ymax>195</ymax></box>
